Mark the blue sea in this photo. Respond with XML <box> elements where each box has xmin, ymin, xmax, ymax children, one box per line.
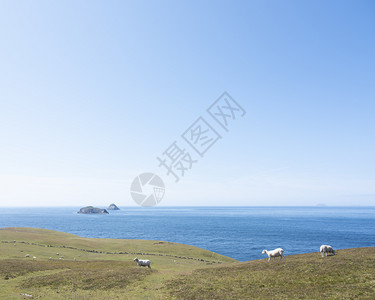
<box><xmin>0</xmin><ymin>206</ymin><xmax>374</xmax><ymax>261</ymax></box>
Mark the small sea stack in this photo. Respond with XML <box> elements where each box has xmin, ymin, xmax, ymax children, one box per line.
<box><xmin>107</xmin><ymin>203</ymin><xmax>120</xmax><ymax>210</ymax></box>
<box><xmin>77</xmin><ymin>206</ymin><xmax>109</xmax><ymax>214</ymax></box>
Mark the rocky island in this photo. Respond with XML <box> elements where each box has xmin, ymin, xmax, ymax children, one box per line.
<box><xmin>77</xmin><ymin>206</ymin><xmax>109</xmax><ymax>214</ymax></box>
<box><xmin>107</xmin><ymin>203</ymin><xmax>120</xmax><ymax>210</ymax></box>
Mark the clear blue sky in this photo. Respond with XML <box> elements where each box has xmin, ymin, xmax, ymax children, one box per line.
<box><xmin>1</xmin><ymin>0</ymin><xmax>374</xmax><ymax>206</ymax></box>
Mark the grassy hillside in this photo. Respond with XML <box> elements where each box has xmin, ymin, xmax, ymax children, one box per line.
<box><xmin>0</xmin><ymin>227</ymin><xmax>235</xmax><ymax>299</ymax></box>
<box><xmin>167</xmin><ymin>247</ymin><xmax>375</xmax><ymax>299</ymax></box>
<box><xmin>1</xmin><ymin>227</ymin><xmax>374</xmax><ymax>299</ymax></box>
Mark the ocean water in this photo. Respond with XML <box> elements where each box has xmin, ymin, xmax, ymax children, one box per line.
<box><xmin>0</xmin><ymin>206</ymin><xmax>374</xmax><ymax>261</ymax></box>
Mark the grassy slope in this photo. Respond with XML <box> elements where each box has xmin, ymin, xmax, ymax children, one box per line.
<box><xmin>167</xmin><ymin>247</ymin><xmax>375</xmax><ymax>299</ymax></box>
<box><xmin>0</xmin><ymin>227</ymin><xmax>235</xmax><ymax>299</ymax></box>
<box><xmin>0</xmin><ymin>227</ymin><xmax>374</xmax><ymax>299</ymax></box>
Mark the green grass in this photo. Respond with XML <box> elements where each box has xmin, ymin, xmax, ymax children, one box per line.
<box><xmin>0</xmin><ymin>227</ymin><xmax>235</xmax><ymax>299</ymax></box>
<box><xmin>0</xmin><ymin>227</ymin><xmax>374</xmax><ymax>299</ymax></box>
<box><xmin>0</xmin><ymin>227</ymin><xmax>231</xmax><ymax>263</ymax></box>
<box><xmin>20</xmin><ymin>261</ymin><xmax>150</xmax><ymax>290</ymax></box>
<box><xmin>166</xmin><ymin>247</ymin><xmax>375</xmax><ymax>299</ymax></box>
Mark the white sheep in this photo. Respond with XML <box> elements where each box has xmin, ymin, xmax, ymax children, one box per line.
<box><xmin>262</xmin><ymin>248</ymin><xmax>286</xmax><ymax>262</ymax></box>
<box><xmin>133</xmin><ymin>257</ymin><xmax>151</xmax><ymax>268</ymax></box>
<box><xmin>33</xmin><ymin>256</ymin><xmax>37</xmax><ymax>260</ymax></box>
<box><xmin>20</xmin><ymin>293</ymin><xmax>33</xmax><ymax>298</ymax></box>
<box><xmin>320</xmin><ymin>245</ymin><xmax>335</xmax><ymax>257</ymax></box>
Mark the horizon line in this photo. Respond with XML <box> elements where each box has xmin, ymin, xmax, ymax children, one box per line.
<box><xmin>0</xmin><ymin>205</ymin><xmax>374</xmax><ymax>208</ymax></box>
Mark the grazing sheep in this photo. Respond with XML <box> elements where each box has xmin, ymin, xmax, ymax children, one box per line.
<box><xmin>20</xmin><ymin>293</ymin><xmax>33</xmax><ymax>298</ymax></box>
<box><xmin>49</xmin><ymin>257</ymin><xmax>52</xmax><ymax>260</ymax></box>
<box><xmin>33</xmin><ymin>256</ymin><xmax>37</xmax><ymax>260</ymax></box>
<box><xmin>25</xmin><ymin>254</ymin><xmax>30</xmax><ymax>258</ymax></box>
<box><xmin>262</xmin><ymin>248</ymin><xmax>286</xmax><ymax>262</ymax></box>
<box><xmin>320</xmin><ymin>245</ymin><xmax>335</xmax><ymax>257</ymax></box>
<box><xmin>133</xmin><ymin>257</ymin><xmax>151</xmax><ymax>269</ymax></box>
<box><xmin>56</xmin><ymin>253</ymin><xmax>59</xmax><ymax>255</ymax></box>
